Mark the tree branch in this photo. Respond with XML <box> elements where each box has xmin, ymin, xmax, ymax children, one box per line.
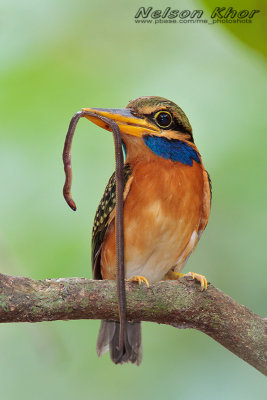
<box><xmin>0</xmin><ymin>273</ymin><xmax>266</xmax><ymax>375</ymax></box>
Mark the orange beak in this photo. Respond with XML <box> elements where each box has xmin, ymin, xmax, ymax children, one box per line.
<box><xmin>82</xmin><ymin>107</ymin><xmax>160</xmax><ymax>137</ymax></box>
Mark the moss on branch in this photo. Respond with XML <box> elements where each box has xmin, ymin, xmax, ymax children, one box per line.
<box><xmin>0</xmin><ymin>273</ymin><xmax>266</xmax><ymax>376</ymax></box>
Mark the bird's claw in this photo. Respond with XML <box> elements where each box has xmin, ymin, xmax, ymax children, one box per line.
<box><xmin>166</xmin><ymin>270</ymin><xmax>208</xmax><ymax>291</ymax></box>
<box><xmin>186</xmin><ymin>272</ymin><xmax>208</xmax><ymax>291</ymax></box>
<box><xmin>127</xmin><ymin>275</ymin><xmax>150</xmax><ymax>287</ymax></box>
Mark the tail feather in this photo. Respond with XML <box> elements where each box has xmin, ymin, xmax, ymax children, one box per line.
<box><xmin>96</xmin><ymin>320</ymin><xmax>142</xmax><ymax>365</ymax></box>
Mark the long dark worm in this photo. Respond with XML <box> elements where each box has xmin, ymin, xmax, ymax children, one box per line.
<box><xmin>62</xmin><ymin>111</ymin><xmax>83</xmax><ymax>211</ymax></box>
<box><xmin>62</xmin><ymin>111</ymin><xmax>126</xmax><ymax>359</ymax></box>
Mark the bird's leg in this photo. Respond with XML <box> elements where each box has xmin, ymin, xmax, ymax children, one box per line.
<box><xmin>127</xmin><ymin>276</ymin><xmax>150</xmax><ymax>287</ymax></box>
<box><xmin>166</xmin><ymin>270</ymin><xmax>208</xmax><ymax>291</ymax></box>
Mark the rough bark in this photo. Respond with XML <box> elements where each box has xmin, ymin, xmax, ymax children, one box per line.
<box><xmin>0</xmin><ymin>273</ymin><xmax>266</xmax><ymax>375</ymax></box>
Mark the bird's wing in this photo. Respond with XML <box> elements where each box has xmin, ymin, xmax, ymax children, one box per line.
<box><xmin>198</xmin><ymin>169</ymin><xmax>212</xmax><ymax>235</ymax></box>
<box><xmin>91</xmin><ymin>163</ymin><xmax>133</xmax><ymax>279</ymax></box>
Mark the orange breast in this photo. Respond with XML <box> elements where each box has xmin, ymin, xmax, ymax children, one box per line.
<box><xmin>100</xmin><ymin>156</ymin><xmax>205</xmax><ymax>283</ymax></box>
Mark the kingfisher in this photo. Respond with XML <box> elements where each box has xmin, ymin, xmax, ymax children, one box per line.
<box><xmin>82</xmin><ymin>96</ymin><xmax>211</xmax><ymax>365</ymax></box>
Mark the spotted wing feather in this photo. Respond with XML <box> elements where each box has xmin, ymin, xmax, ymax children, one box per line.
<box><xmin>92</xmin><ymin>164</ymin><xmax>132</xmax><ymax>279</ymax></box>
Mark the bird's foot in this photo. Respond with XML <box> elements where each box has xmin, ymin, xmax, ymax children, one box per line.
<box><xmin>166</xmin><ymin>270</ymin><xmax>207</xmax><ymax>291</ymax></box>
<box><xmin>186</xmin><ymin>272</ymin><xmax>208</xmax><ymax>291</ymax></box>
<box><xmin>127</xmin><ymin>275</ymin><xmax>150</xmax><ymax>287</ymax></box>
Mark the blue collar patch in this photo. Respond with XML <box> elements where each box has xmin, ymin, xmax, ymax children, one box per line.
<box><xmin>143</xmin><ymin>136</ymin><xmax>200</xmax><ymax>166</ymax></box>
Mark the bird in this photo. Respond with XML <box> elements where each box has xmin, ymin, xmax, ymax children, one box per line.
<box><xmin>82</xmin><ymin>96</ymin><xmax>212</xmax><ymax>365</ymax></box>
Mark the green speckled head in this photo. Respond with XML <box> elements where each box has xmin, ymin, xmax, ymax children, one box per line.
<box><xmin>126</xmin><ymin>96</ymin><xmax>192</xmax><ymax>136</ymax></box>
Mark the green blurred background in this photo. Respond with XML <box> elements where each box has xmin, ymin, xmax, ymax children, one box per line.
<box><xmin>0</xmin><ymin>0</ymin><xmax>267</xmax><ymax>398</ymax></box>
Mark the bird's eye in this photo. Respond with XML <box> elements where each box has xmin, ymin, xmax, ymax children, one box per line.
<box><xmin>154</xmin><ymin>111</ymin><xmax>173</xmax><ymax>129</ymax></box>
